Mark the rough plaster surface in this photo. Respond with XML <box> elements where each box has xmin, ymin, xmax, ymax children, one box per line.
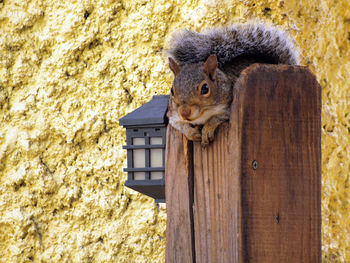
<box><xmin>0</xmin><ymin>0</ymin><xmax>349</xmax><ymax>262</ymax></box>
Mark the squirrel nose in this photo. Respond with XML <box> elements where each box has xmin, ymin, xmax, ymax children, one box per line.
<box><xmin>179</xmin><ymin>105</ymin><xmax>192</xmax><ymax>120</ymax></box>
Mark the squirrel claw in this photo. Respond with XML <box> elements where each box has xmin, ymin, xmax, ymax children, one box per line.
<box><xmin>201</xmin><ymin>129</ymin><xmax>215</xmax><ymax>146</ymax></box>
<box><xmin>183</xmin><ymin>124</ymin><xmax>201</xmax><ymax>141</ymax></box>
<box><xmin>201</xmin><ymin>139</ymin><xmax>209</xmax><ymax>147</ymax></box>
<box><xmin>188</xmin><ymin>133</ymin><xmax>201</xmax><ymax>142</ymax></box>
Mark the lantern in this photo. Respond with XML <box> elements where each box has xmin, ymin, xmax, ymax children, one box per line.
<box><xmin>119</xmin><ymin>95</ymin><xmax>169</xmax><ymax>203</ymax></box>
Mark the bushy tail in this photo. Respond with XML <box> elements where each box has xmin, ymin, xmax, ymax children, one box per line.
<box><xmin>167</xmin><ymin>22</ymin><xmax>300</xmax><ymax>68</ymax></box>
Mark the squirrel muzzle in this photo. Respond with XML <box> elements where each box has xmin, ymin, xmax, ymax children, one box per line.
<box><xmin>178</xmin><ymin>104</ymin><xmax>199</xmax><ymax>121</ymax></box>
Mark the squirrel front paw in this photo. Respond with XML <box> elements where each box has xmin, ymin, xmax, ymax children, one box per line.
<box><xmin>183</xmin><ymin>124</ymin><xmax>202</xmax><ymax>141</ymax></box>
<box><xmin>201</xmin><ymin>126</ymin><xmax>215</xmax><ymax>146</ymax></box>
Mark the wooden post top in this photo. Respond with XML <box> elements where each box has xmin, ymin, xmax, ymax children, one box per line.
<box><xmin>166</xmin><ymin>64</ymin><xmax>321</xmax><ymax>263</ymax></box>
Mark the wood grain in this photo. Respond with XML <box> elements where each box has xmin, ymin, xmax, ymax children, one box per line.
<box><xmin>193</xmin><ymin>122</ymin><xmax>241</xmax><ymax>263</ymax></box>
<box><xmin>165</xmin><ymin>125</ymin><xmax>195</xmax><ymax>263</ymax></box>
<box><xmin>237</xmin><ymin>64</ymin><xmax>321</xmax><ymax>262</ymax></box>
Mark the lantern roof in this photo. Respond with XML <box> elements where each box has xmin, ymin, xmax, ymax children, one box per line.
<box><xmin>119</xmin><ymin>95</ymin><xmax>169</xmax><ymax>127</ymax></box>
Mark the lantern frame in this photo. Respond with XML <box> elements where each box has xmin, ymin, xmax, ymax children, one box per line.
<box><xmin>119</xmin><ymin>95</ymin><xmax>169</xmax><ymax>203</ymax></box>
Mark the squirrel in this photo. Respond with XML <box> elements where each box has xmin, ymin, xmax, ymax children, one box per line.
<box><xmin>166</xmin><ymin>22</ymin><xmax>300</xmax><ymax>145</ymax></box>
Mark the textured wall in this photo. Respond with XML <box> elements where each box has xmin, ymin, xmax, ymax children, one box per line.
<box><xmin>0</xmin><ymin>0</ymin><xmax>349</xmax><ymax>262</ymax></box>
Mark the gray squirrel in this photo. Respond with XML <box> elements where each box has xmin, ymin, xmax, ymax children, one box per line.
<box><xmin>166</xmin><ymin>22</ymin><xmax>300</xmax><ymax>145</ymax></box>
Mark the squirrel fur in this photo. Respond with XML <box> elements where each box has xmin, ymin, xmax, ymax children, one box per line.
<box><xmin>166</xmin><ymin>22</ymin><xmax>300</xmax><ymax>145</ymax></box>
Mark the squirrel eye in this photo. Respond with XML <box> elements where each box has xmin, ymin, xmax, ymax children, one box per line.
<box><xmin>200</xmin><ymin>83</ymin><xmax>209</xmax><ymax>95</ymax></box>
<box><xmin>171</xmin><ymin>87</ymin><xmax>174</xmax><ymax>96</ymax></box>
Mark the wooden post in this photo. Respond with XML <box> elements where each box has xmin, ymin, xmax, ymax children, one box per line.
<box><xmin>165</xmin><ymin>126</ymin><xmax>195</xmax><ymax>262</ymax></box>
<box><xmin>165</xmin><ymin>64</ymin><xmax>321</xmax><ymax>262</ymax></box>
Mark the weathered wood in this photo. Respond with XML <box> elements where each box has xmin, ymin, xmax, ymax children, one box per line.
<box><xmin>165</xmin><ymin>125</ymin><xmax>195</xmax><ymax>262</ymax></box>
<box><xmin>237</xmin><ymin>64</ymin><xmax>321</xmax><ymax>262</ymax></box>
<box><xmin>166</xmin><ymin>64</ymin><xmax>321</xmax><ymax>262</ymax></box>
<box><xmin>193</xmin><ymin>122</ymin><xmax>241</xmax><ymax>263</ymax></box>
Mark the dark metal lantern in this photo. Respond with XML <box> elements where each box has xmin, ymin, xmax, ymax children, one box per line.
<box><xmin>119</xmin><ymin>95</ymin><xmax>169</xmax><ymax>203</ymax></box>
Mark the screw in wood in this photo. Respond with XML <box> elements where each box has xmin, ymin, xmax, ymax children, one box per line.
<box><xmin>252</xmin><ymin>160</ymin><xmax>258</xmax><ymax>170</ymax></box>
<box><xmin>275</xmin><ymin>214</ymin><xmax>280</xmax><ymax>224</ymax></box>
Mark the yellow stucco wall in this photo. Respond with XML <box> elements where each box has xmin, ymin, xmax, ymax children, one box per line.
<box><xmin>0</xmin><ymin>0</ymin><xmax>349</xmax><ymax>262</ymax></box>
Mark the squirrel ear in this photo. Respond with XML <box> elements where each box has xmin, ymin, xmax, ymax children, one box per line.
<box><xmin>203</xmin><ymin>55</ymin><xmax>218</xmax><ymax>81</ymax></box>
<box><xmin>168</xmin><ymin>57</ymin><xmax>180</xmax><ymax>76</ymax></box>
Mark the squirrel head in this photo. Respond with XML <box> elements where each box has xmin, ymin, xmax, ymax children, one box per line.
<box><xmin>168</xmin><ymin>55</ymin><xmax>231</xmax><ymax>125</ymax></box>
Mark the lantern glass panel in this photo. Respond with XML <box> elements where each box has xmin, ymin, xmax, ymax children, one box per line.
<box><xmin>133</xmin><ymin>137</ymin><xmax>145</xmax><ymax>145</ymax></box>
<box><xmin>132</xmin><ymin>137</ymin><xmax>145</xmax><ymax>169</ymax></box>
<box><xmin>151</xmin><ymin>172</ymin><xmax>163</xmax><ymax>180</ymax></box>
<box><xmin>150</xmin><ymin>136</ymin><xmax>163</xmax><ymax>170</ymax></box>
<box><xmin>133</xmin><ymin>149</ymin><xmax>145</xmax><ymax>168</ymax></box>
<box><xmin>151</xmin><ymin>148</ymin><xmax>162</xmax><ymax>167</ymax></box>
<box><xmin>150</xmin><ymin>137</ymin><xmax>162</xmax><ymax>144</ymax></box>
<box><xmin>134</xmin><ymin>172</ymin><xmax>146</xmax><ymax>180</ymax></box>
